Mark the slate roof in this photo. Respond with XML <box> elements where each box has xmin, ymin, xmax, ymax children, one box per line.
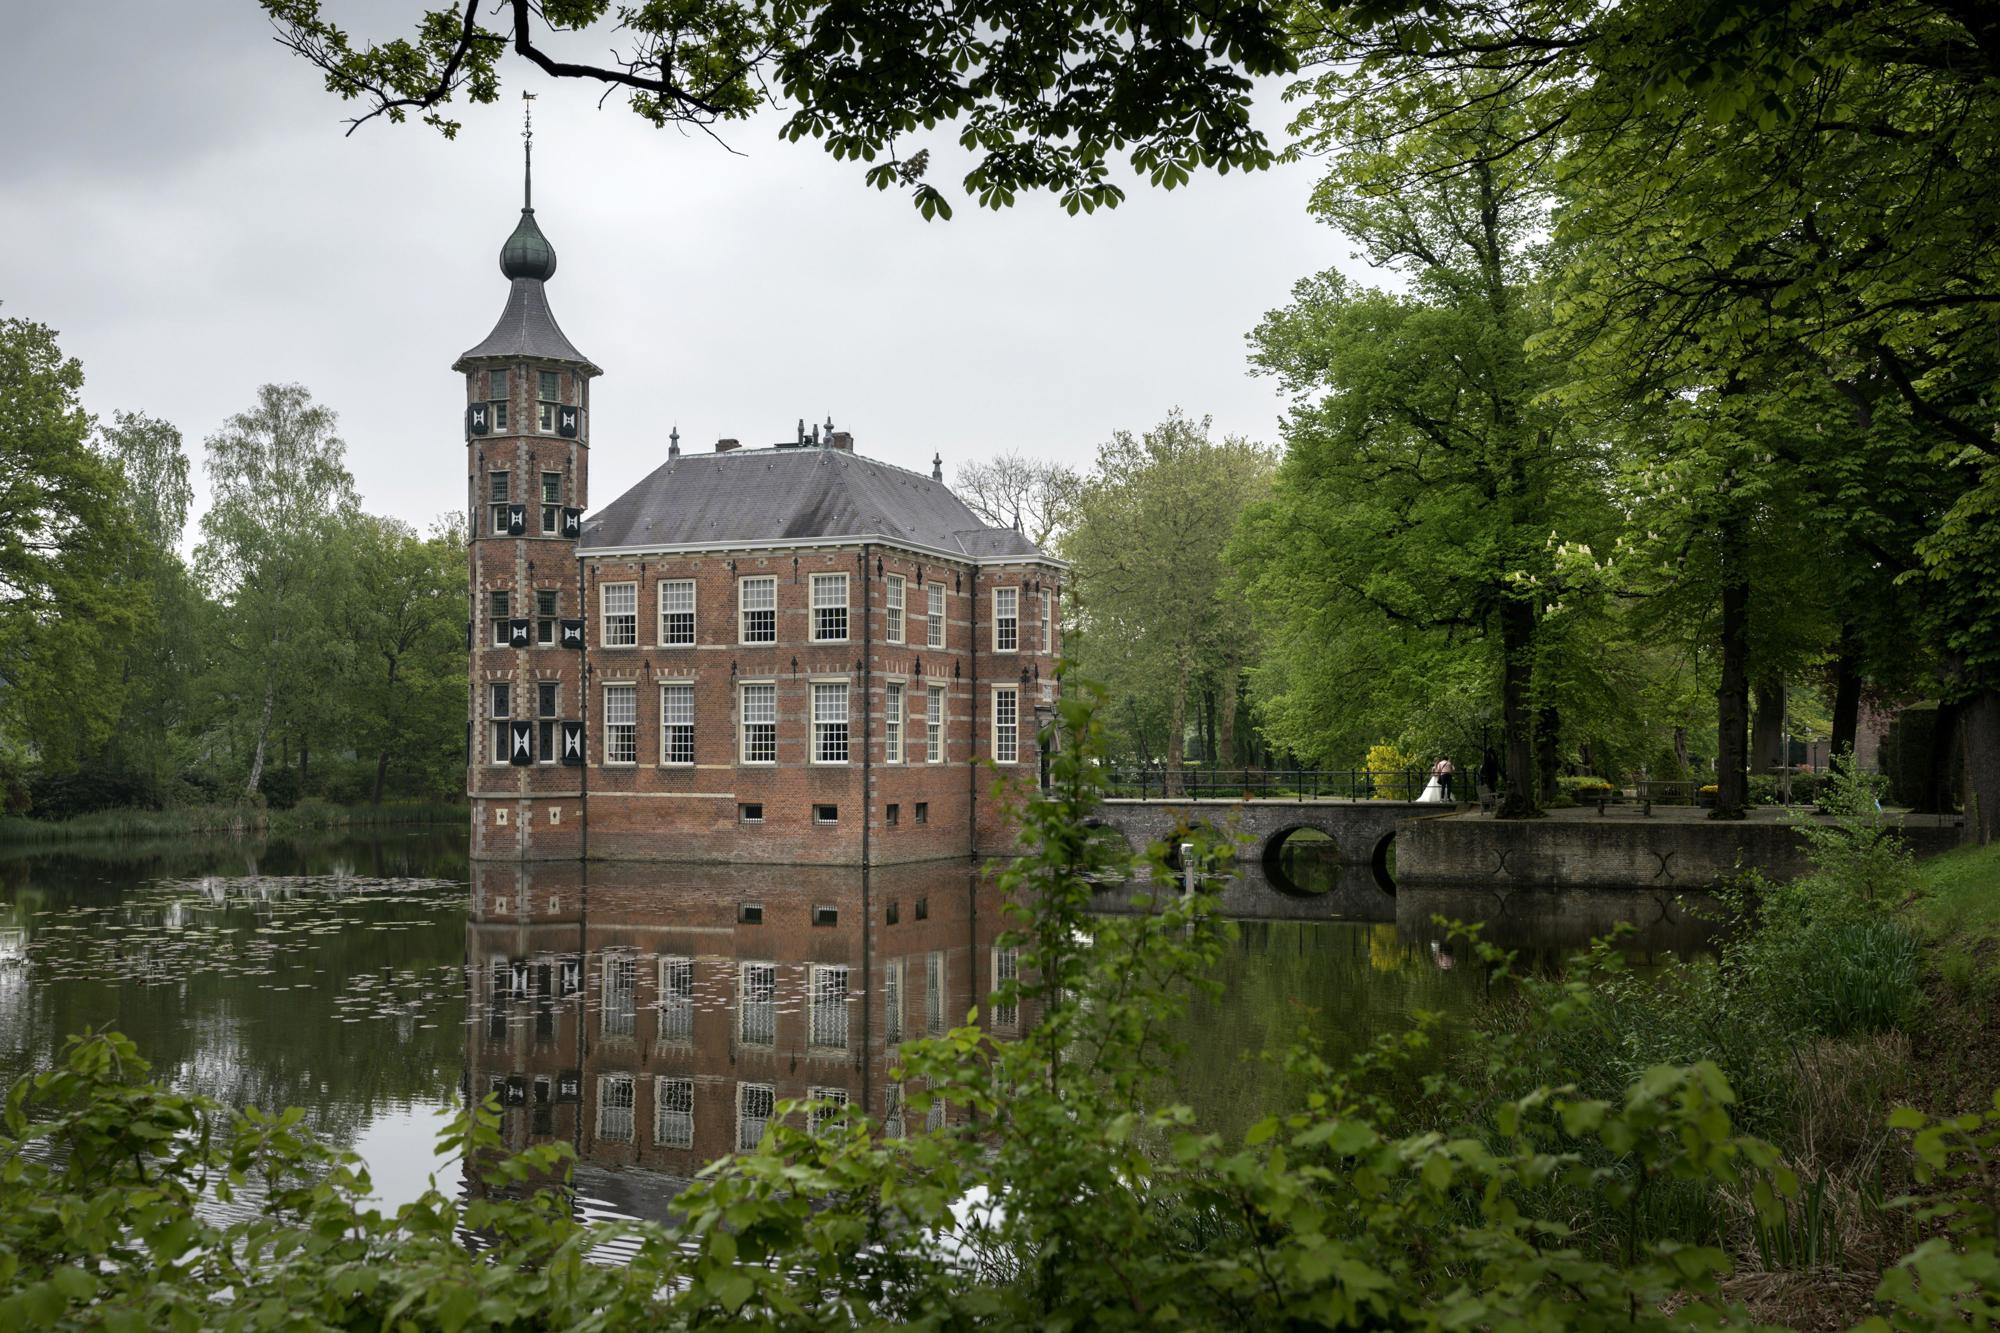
<box><xmin>454</xmin><ymin>277</ymin><xmax>601</xmax><ymax>374</ymax></box>
<box><xmin>579</xmin><ymin>446</ymin><xmax>1049</xmax><ymax>562</ymax></box>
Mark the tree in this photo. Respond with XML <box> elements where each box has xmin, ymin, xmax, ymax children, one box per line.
<box><xmin>0</xmin><ymin>313</ymin><xmax>145</xmax><ymax>771</ymax></box>
<box><xmin>195</xmin><ymin>384</ymin><xmax>361</xmax><ymax>800</ymax></box>
<box><xmin>1064</xmin><ymin>411</ymin><xmax>1271</xmax><ymax>788</ymax></box>
<box><xmin>261</xmin><ymin>0</ymin><xmax>1293</xmax><ymax>217</ymax></box>
<box><xmin>952</xmin><ymin>452</ymin><xmax>1080</xmax><ymax>549</ymax></box>
<box><xmin>339</xmin><ymin>515</ymin><xmax>466</xmax><ymax>803</ymax></box>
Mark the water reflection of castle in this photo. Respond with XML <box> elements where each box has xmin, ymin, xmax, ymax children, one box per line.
<box><xmin>463</xmin><ymin>860</ymin><xmax>1020</xmax><ymax>1212</ymax></box>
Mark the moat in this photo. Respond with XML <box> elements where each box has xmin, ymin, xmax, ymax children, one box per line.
<box><xmin>0</xmin><ymin>828</ymin><xmax>1719</xmax><ymax>1223</ymax></box>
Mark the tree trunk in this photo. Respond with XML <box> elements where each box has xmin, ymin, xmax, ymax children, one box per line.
<box><xmin>1961</xmin><ymin>688</ymin><xmax>2000</xmax><ymax>846</ymax></box>
<box><xmin>1752</xmin><ymin>678</ymin><xmax>1787</xmax><ymax>772</ymax></box>
<box><xmin>1830</xmin><ymin>636</ymin><xmax>1862</xmax><ymax>760</ymax></box>
<box><xmin>1713</xmin><ymin>570</ymin><xmax>1750</xmax><ymax>820</ymax></box>
<box><xmin>1201</xmin><ymin>687</ymin><xmax>1216</xmax><ymax>766</ymax></box>
<box><xmin>1536</xmin><ymin>705</ymin><xmax>1560</xmax><ymax>804</ymax></box>
<box><xmin>1166</xmin><ymin>663</ymin><xmax>1188</xmax><ymax>798</ymax></box>
<box><xmin>1920</xmin><ymin>698</ymin><xmax>1964</xmax><ymax>815</ymax></box>
<box><xmin>243</xmin><ymin>679</ymin><xmax>276</xmax><ymax>799</ymax></box>
<box><xmin>1673</xmin><ymin>726</ymin><xmax>1690</xmax><ymax>776</ymax></box>
<box><xmin>299</xmin><ymin>733</ymin><xmax>310</xmax><ymax>791</ymax></box>
<box><xmin>1217</xmin><ymin>669</ymin><xmax>1238</xmax><ymax>770</ymax></box>
<box><xmin>1497</xmin><ymin>597</ymin><xmax>1539</xmax><ymax>818</ymax></box>
<box><xmin>372</xmin><ymin>750</ymin><xmax>391</xmax><ymax>806</ymax></box>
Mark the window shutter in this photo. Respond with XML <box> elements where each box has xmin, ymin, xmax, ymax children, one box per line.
<box><xmin>562</xmin><ymin>507</ymin><xmax>582</xmax><ymax>539</ymax></box>
<box><xmin>467</xmin><ymin>403</ymin><xmax>489</xmax><ymax>436</ymax></box>
<box><xmin>508</xmin><ymin>618</ymin><xmax>532</xmax><ymax>648</ymax></box>
<box><xmin>557</xmin><ymin>1070</ymin><xmax>582</xmax><ymax>1102</ymax></box>
<box><xmin>509</xmin><ymin>721</ymin><xmax>534</xmax><ymax>765</ymax></box>
<box><xmin>559</xmin><ymin>618</ymin><xmax>585</xmax><ymax>649</ymax></box>
<box><xmin>506</xmin><ymin>504</ymin><xmax>527</xmax><ymax>535</ymax></box>
<box><xmin>558</xmin><ymin>406</ymin><xmax>579</xmax><ymax>438</ymax></box>
<box><xmin>505</xmin><ymin>1075</ymin><xmax>529</xmax><ymax>1106</ymax></box>
<box><xmin>560</xmin><ymin>720</ymin><xmax>584</xmax><ymax>765</ymax></box>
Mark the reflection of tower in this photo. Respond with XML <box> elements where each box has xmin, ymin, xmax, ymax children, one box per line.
<box><xmin>461</xmin><ymin>95</ymin><xmax>599</xmax><ymax>860</ymax></box>
<box><xmin>462</xmin><ymin>859</ymin><xmax>1019</xmax><ymax>1221</ymax></box>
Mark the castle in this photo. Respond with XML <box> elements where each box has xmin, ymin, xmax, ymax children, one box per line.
<box><xmin>460</xmin><ymin>149</ymin><xmax>1061</xmax><ymax>863</ymax></box>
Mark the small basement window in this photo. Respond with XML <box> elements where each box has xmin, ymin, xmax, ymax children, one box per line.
<box><xmin>739</xmin><ymin>802</ymin><xmax>764</xmax><ymax>823</ymax></box>
<box><xmin>886</xmin><ymin>901</ymin><xmax>900</xmax><ymax>925</ymax></box>
<box><xmin>812</xmin><ymin>905</ymin><xmax>839</xmax><ymax>928</ymax></box>
<box><xmin>885</xmin><ymin>803</ymin><xmax>900</xmax><ymax>827</ymax></box>
<box><xmin>814</xmin><ymin>803</ymin><xmax>839</xmax><ymax>824</ymax></box>
<box><xmin>914</xmin><ymin>802</ymin><xmax>929</xmax><ymax>825</ymax></box>
<box><xmin>914</xmin><ymin>897</ymin><xmax>928</xmax><ymax>921</ymax></box>
<box><xmin>738</xmin><ymin>903</ymin><xmax>764</xmax><ymax>925</ymax></box>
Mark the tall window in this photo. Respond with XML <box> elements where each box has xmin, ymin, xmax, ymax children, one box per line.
<box><xmin>1042</xmin><ymin>588</ymin><xmax>1054</xmax><ymax>653</ymax></box>
<box><xmin>993</xmin><ymin>686</ymin><xmax>1019</xmax><ymax>764</ymax></box>
<box><xmin>809</xmin><ymin>963</ymin><xmax>849</xmax><ymax>1050</ymax></box>
<box><xmin>604</xmin><ymin>683</ymin><xmax>637</xmax><ymax>764</ymax></box>
<box><xmin>602</xmin><ymin>951</ymin><xmax>638</xmax><ymax>1037</ymax></box>
<box><xmin>883</xmin><ymin>959</ymin><xmax>904</xmax><ymax>1046</ymax></box>
<box><xmin>540</xmin><ymin>471</ymin><xmax>561</xmax><ymax>533</ymax></box>
<box><xmin>884</xmin><ymin>574</ymin><xmax>905</xmax><ymax>644</ymax></box>
<box><xmin>489</xmin><ymin>589</ymin><xmax>510</xmax><ymax>647</ymax></box>
<box><xmin>811</xmin><ymin>573</ymin><xmax>849</xmax><ymax>641</ymax></box>
<box><xmin>994</xmin><ymin>587</ymin><xmax>1019</xmax><ymax>652</ymax></box>
<box><xmin>740</xmin><ymin>683</ymin><xmax>776</xmax><ymax>763</ymax></box>
<box><xmin>884</xmin><ymin>683</ymin><xmax>903</xmax><ymax>764</ymax></box>
<box><xmin>739</xmin><ymin>576</ymin><xmax>776</xmax><ymax>643</ymax></box>
<box><xmin>654</xmin><ymin>1077</ymin><xmax>693</xmax><ymax>1149</ymax></box>
<box><xmin>739</xmin><ymin>962</ymin><xmax>776</xmax><ymax>1046</ymax></box>
<box><xmin>813</xmin><ymin>682</ymin><xmax>849</xmax><ymax>763</ymax></box>
<box><xmin>925</xmin><ymin>953</ymin><xmax>945</xmax><ymax>1037</ymax></box>
<box><xmin>658</xmin><ymin>579</ymin><xmax>695</xmax><ymax>646</ymax></box>
<box><xmin>488</xmin><ymin>470</ymin><xmax>510</xmax><ymax>534</ymax></box>
<box><xmin>601</xmin><ymin>583</ymin><xmax>637</xmax><ymax>647</ymax></box>
<box><xmin>658</xmin><ymin>956</ymin><xmax>693</xmax><ymax>1044</ymax></box>
<box><xmin>535</xmin><ymin>588</ymin><xmax>558</xmax><ymax>645</ymax></box>
<box><xmin>737</xmin><ymin>1082</ymin><xmax>774</xmax><ymax>1151</ymax></box>
<box><xmin>537</xmin><ymin>370</ymin><xmax>560</xmax><ymax>432</ymax></box>
<box><xmin>990</xmin><ymin>947</ymin><xmax>1020</xmax><ymax>1031</ymax></box>
<box><xmin>597</xmin><ymin>1074</ymin><xmax>635</xmax><ymax>1143</ymax></box>
<box><xmin>660</xmin><ymin>682</ymin><xmax>694</xmax><ymax>764</ymax></box>
<box><xmin>537</xmin><ymin>681</ymin><xmax>559</xmax><ymax>763</ymax></box>
<box><xmin>487</xmin><ymin>369</ymin><xmax>509</xmax><ymax>431</ymax></box>
<box><xmin>882</xmin><ymin>1083</ymin><xmax>905</xmax><ymax>1140</ymax></box>
<box><xmin>926</xmin><ymin>582</ymin><xmax>945</xmax><ymax>648</ymax></box>
<box><xmin>487</xmin><ymin>682</ymin><xmax>511</xmax><ymax>766</ymax></box>
<box><xmin>926</xmin><ymin>684</ymin><xmax>945</xmax><ymax>763</ymax></box>
<box><xmin>807</xmin><ymin>1086</ymin><xmax>848</xmax><ymax>1136</ymax></box>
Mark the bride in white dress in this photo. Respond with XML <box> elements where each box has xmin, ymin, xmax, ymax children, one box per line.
<box><xmin>1415</xmin><ymin>758</ymin><xmax>1453</xmax><ymax>803</ymax></box>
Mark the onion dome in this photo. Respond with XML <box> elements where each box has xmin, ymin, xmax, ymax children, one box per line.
<box><xmin>499</xmin><ymin>208</ymin><xmax>557</xmax><ymax>281</ymax></box>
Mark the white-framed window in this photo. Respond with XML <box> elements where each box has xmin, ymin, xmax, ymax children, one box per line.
<box><xmin>487</xmin><ymin>369</ymin><xmax>509</xmax><ymax>433</ymax></box>
<box><xmin>994</xmin><ymin>586</ymin><xmax>1019</xmax><ymax>652</ymax></box>
<box><xmin>811</xmin><ymin>572</ymin><xmax>849</xmax><ymax>642</ymax></box>
<box><xmin>812</xmin><ymin>681</ymin><xmax>849</xmax><ymax>764</ymax></box>
<box><xmin>654</xmin><ymin>1076</ymin><xmax>693</xmax><ymax>1149</ymax></box>
<box><xmin>993</xmin><ymin>685</ymin><xmax>1019</xmax><ymax>765</ymax></box>
<box><xmin>737</xmin><ymin>1082</ymin><xmax>774</xmax><ymax>1150</ymax></box>
<box><xmin>807</xmin><ymin>1086</ymin><xmax>849</xmax><ymax>1136</ymax></box>
<box><xmin>926</xmin><ymin>684</ymin><xmax>945</xmax><ymax>763</ymax></box>
<box><xmin>925</xmin><ymin>952</ymin><xmax>945</xmax><ymax>1037</ymax></box>
<box><xmin>535</xmin><ymin>588</ymin><xmax>558</xmax><ymax>645</ymax></box>
<box><xmin>809</xmin><ymin>963</ymin><xmax>849</xmax><ymax>1050</ymax></box>
<box><xmin>1042</xmin><ymin>588</ymin><xmax>1054</xmax><ymax>653</ymax></box>
<box><xmin>601</xmin><ymin>582</ymin><xmax>637</xmax><ymax>647</ymax></box>
<box><xmin>882</xmin><ymin>1083</ymin><xmax>905</xmax><ymax>1140</ymax></box>
<box><xmin>738</xmin><ymin>961</ymin><xmax>776</xmax><ymax>1046</ymax></box>
<box><xmin>541</xmin><ymin>471</ymin><xmax>561</xmax><ymax>534</ymax></box>
<box><xmin>926</xmin><ymin>582</ymin><xmax>945</xmax><ymax>648</ymax></box>
<box><xmin>739</xmin><ymin>576</ymin><xmax>776</xmax><ymax>644</ymax></box>
<box><xmin>658</xmin><ymin>955</ymin><xmax>694</xmax><ymax>1043</ymax></box>
<box><xmin>488</xmin><ymin>470</ymin><xmax>511</xmax><ymax>534</ymax></box>
<box><xmin>884</xmin><ymin>573</ymin><xmax>905</xmax><ymax>644</ymax></box>
<box><xmin>884</xmin><ymin>683</ymin><xmax>903</xmax><ymax>764</ymax></box>
<box><xmin>602</xmin><ymin>951</ymin><xmax>638</xmax><ymax>1037</ymax></box>
<box><xmin>739</xmin><ymin>682</ymin><xmax>776</xmax><ymax>763</ymax></box>
<box><xmin>489</xmin><ymin>589</ymin><xmax>511</xmax><ymax>647</ymax></box>
<box><xmin>883</xmin><ymin>959</ymin><xmax>904</xmax><ymax>1046</ymax></box>
<box><xmin>926</xmin><ymin>1086</ymin><xmax>946</xmax><ymax>1132</ymax></box>
<box><xmin>537</xmin><ymin>680</ymin><xmax>559</xmax><ymax>763</ymax></box>
<box><xmin>658</xmin><ymin>579</ymin><xmax>695</xmax><ymax>646</ymax></box>
<box><xmin>990</xmin><ymin>946</ymin><xmax>1019</xmax><ymax>1031</ymax></box>
<box><xmin>603</xmin><ymin>682</ymin><xmax>637</xmax><ymax>764</ymax></box>
<box><xmin>537</xmin><ymin>370</ymin><xmax>560</xmax><ymax>433</ymax></box>
<box><xmin>660</xmin><ymin>682</ymin><xmax>694</xmax><ymax>765</ymax></box>
<box><xmin>597</xmin><ymin>1073</ymin><xmax>635</xmax><ymax>1143</ymax></box>
<box><xmin>487</xmin><ymin>682</ymin><xmax>511</xmax><ymax>766</ymax></box>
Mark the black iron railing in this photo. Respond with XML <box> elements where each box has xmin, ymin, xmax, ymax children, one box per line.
<box><xmin>1100</xmin><ymin>766</ymin><xmax>1474</xmax><ymax>803</ymax></box>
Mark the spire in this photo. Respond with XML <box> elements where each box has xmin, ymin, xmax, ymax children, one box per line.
<box><xmin>523</xmin><ymin>91</ymin><xmax>534</xmax><ymax>210</ymax></box>
<box><xmin>499</xmin><ymin>92</ymin><xmax>557</xmax><ymax>282</ymax></box>
<box><xmin>931</xmin><ymin>453</ymin><xmax>943</xmax><ymax>482</ymax></box>
<box><xmin>669</xmin><ymin>425</ymin><xmax>681</xmax><ymax>458</ymax></box>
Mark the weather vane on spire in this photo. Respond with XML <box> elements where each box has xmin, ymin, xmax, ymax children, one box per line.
<box><xmin>522</xmin><ymin>91</ymin><xmax>537</xmax><ymax>210</ymax></box>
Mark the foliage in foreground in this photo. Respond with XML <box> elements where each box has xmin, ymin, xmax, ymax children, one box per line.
<box><xmin>2</xmin><ymin>688</ymin><xmax>1997</xmax><ymax>1330</ymax></box>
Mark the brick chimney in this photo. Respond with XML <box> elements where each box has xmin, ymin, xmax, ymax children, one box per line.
<box><xmin>827</xmin><ymin>430</ymin><xmax>854</xmax><ymax>452</ymax></box>
<box><xmin>715</xmin><ymin>437</ymin><xmax>739</xmax><ymax>453</ymax></box>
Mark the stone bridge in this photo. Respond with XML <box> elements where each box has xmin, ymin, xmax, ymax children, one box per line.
<box><xmin>1091</xmin><ymin>798</ymin><xmax>1448</xmax><ymax>891</ymax></box>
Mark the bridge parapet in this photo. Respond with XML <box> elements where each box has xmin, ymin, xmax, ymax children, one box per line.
<box><xmin>1091</xmin><ymin>798</ymin><xmax>1449</xmax><ymax>881</ymax></box>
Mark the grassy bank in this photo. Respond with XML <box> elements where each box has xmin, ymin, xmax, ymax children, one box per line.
<box><xmin>0</xmin><ymin>798</ymin><xmax>467</xmax><ymax>845</ymax></box>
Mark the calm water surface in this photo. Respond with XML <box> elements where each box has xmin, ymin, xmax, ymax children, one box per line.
<box><xmin>0</xmin><ymin>829</ymin><xmax>1717</xmax><ymax>1222</ymax></box>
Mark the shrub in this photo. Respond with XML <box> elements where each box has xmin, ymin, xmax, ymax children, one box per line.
<box><xmin>1362</xmin><ymin>741</ymin><xmax>1420</xmax><ymax>799</ymax></box>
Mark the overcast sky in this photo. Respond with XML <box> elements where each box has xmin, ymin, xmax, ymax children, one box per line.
<box><xmin>1</xmin><ymin>2</ymin><xmax>1363</xmax><ymax>533</ymax></box>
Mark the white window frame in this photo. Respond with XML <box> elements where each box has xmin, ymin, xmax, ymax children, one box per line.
<box><xmin>808</xmin><ymin>963</ymin><xmax>850</xmax><ymax>1051</ymax></box>
<box><xmin>1042</xmin><ymin>588</ymin><xmax>1054</xmax><ymax>653</ymax></box>
<box><xmin>658</xmin><ymin>955</ymin><xmax>694</xmax><ymax>1044</ymax></box>
<box><xmin>883</xmin><ymin>959</ymin><xmax>904</xmax><ymax>1046</ymax></box>
<box><xmin>654</xmin><ymin>1076</ymin><xmax>693</xmax><ymax>1149</ymax></box>
<box><xmin>603</xmin><ymin>682</ymin><xmax>638</xmax><ymax>765</ymax></box>
<box><xmin>658</xmin><ymin>578</ymin><xmax>696</xmax><ymax>647</ymax></box>
<box><xmin>601</xmin><ymin>581</ymin><xmax>638</xmax><ymax>648</ymax></box>
<box><xmin>487</xmin><ymin>470</ymin><xmax>511</xmax><ymax>535</ymax></box>
<box><xmin>993</xmin><ymin>586</ymin><xmax>1019</xmax><ymax>653</ymax></box>
<box><xmin>739</xmin><ymin>681</ymin><xmax>777</xmax><ymax>764</ymax></box>
<box><xmin>925</xmin><ymin>952</ymin><xmax>945</xmax><ymax>1037</ymax></box>
<box><xmin>812</xmin><ymin>680</ymin><xmax>850</xmax><ymax>765</ymax></box>
<box><xmin>810</xmin><ymin>572</ymin><xmax>849</xmax><ymax>643</ymax></box>
<box><xmin>926</xmin><ymin>582</ymin><xmax>945</xmax><ymax>648</ymax></box>
<box><xmin>990</xmin><ymin>946</ymin><xmax>1020</xmax><ymax>1031</ymax></box>
<box><xmin>882</xmin><ymin>1083</ymin><xmax>905</xmax><ymax>1140</ymax></box>
<box><xmin>660</xmin><ymin>681</ymin><xmax>694</xmax><ymax>765</ymax></box>
<box><xmin>738</xmin><ymin>961</ymin><xmax>777</xmax><ymax>1046</ymax></box>
<box><xmin>884</xmin><ymin>682</ymin><xmax>903</xmax><ymax>764</ymax></box>
<box><xmin>807</xmin><ymin>1085</ymin><xmax>849</xmax><ymax>1136</ymax></box>
<box><xmin>737</xmin><ymin>1082</ymin><xmax>775</xmax><ymax>1151</ymax></box>
<box><xmin>992</xmin><ymin>685</ymin><xmax>1019</xmax><ymax>765</ymax></box>
<box><xmin>537</xmin><ymin>679</ymin><xmax>560</xmax><ymax>764</ymax></box>
<box><xmin>926</xmin><ymin>684</ymin><xmax>945</xmax><ymax>764</ymax></box>
<box><xmin>601</xmin><ymin>950</ymin><xmax>638</xmax><ymax>1038</ymax></box>
<box><xmin>540</xmin><ymin>470</ymin><xmax>562</xmax><ymax>534</ymax></box>
<box><xmin>884</xmin><ymin>573</ymin><xmax>905</xmax><ymax>645</ymax></box>
<box><xmin>738</xmin><ymin>575</ymin><xmax>777</xmax><ymax>644</ymax></box>
<box><xmin>537</xmin><ymin>370</ymin><xmax>561</xmax><ymax>433</ymax></box>
<box><xmin>487</xmin><ymin>682</ymin><xmax>511</xmax><ymax>766</ymax></box>
<box><xmin>596</xmin><ymin>1073</ymin><xmax>635</xmax><ymax>1143</ymax></box>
